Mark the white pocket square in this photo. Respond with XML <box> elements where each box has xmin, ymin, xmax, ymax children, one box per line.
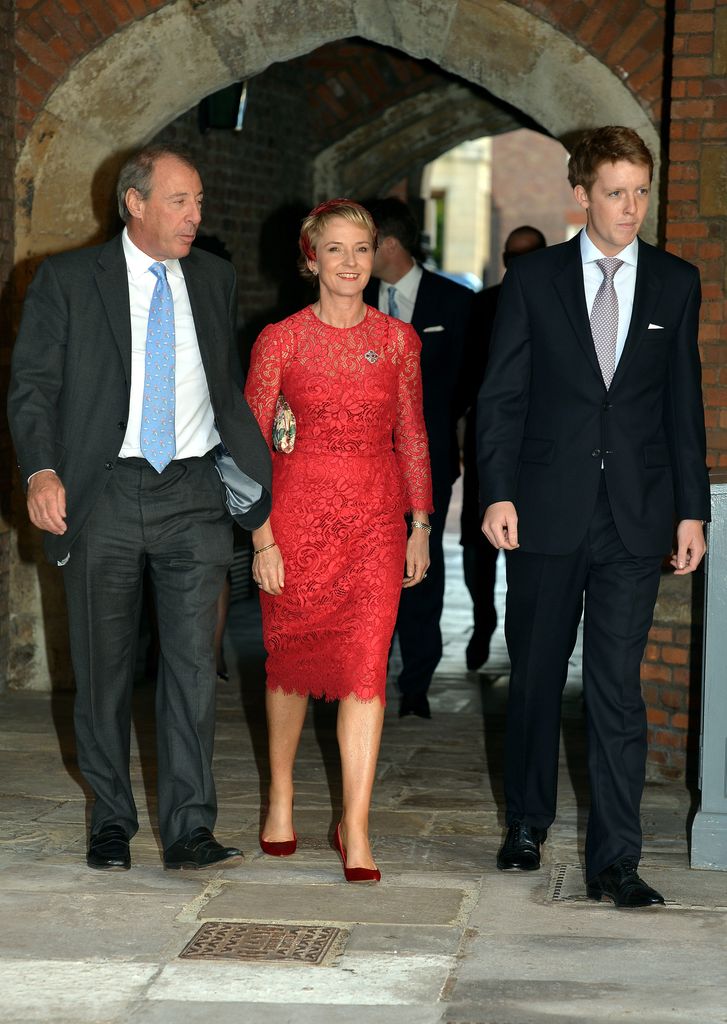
<box><xmin>647</xmin><ymin>323</ymin><xmax>664</xmax><ymax>330</ymax></box>
<box><xmin>423</xmin><ymin>325</ymin><xmax>445</xmax><ymax>333</ymax></box>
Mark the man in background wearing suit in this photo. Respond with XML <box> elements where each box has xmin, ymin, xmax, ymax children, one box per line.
<box><xmin>477</xmin><ymin>127</ymin><xmax>709</xmax><ymax>907</ymax></box>
<box><xmin>364</xmin><ymin>197</ymin><xmax>472</xmax><ymax>719</ymax></box>
<box><xmin>8</xmin><ymin>147</ymin><xmax>272</xmax><ymax>872</ymax></box>
<box><xmin>460</xmin><ymin>225</ymin><xmax>546</xmax><ymax>671</ymax></box>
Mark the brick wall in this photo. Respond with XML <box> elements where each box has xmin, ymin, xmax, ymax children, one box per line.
<box><xmin>154</xmin><ymin>62</ymin><xmax>317</xmax><ymax>357</ymax></box>
<box><xmin>666</xmin><ymin>1</ymin><xmax>727</xmax><ymax>471</ymax></box>
<box><xmin>0</xmin><ymin>0</ymin><xmax>15</xmax><ymax>690</ymax></box>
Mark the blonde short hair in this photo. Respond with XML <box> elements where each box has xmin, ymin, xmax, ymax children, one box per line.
<box><xmin>299</xmin><ymin>198</ymin><xmax>377</xmax><ymax>281</ymax></box>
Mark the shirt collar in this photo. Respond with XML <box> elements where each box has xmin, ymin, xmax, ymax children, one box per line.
<box><xmin>579</xmin><ymin>228</ymin><xmax>638</xmax><ymax>269</ymax></box>
<box><xmin>389</xmin><ymin>260</ymin><xmax>422</xmax><ymax>302</ymax></box>
<box><xmin>122</xmin><ymin>227</ymin><xmax>184</xmax><ymax>281</ymax></box>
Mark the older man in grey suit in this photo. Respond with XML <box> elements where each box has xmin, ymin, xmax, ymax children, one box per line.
<box><xmin>8</xmin><ymin>146</ymin><xmax>271</xmax><ymax>872</ymax></box>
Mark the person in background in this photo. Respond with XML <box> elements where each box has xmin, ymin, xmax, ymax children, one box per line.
<box><xmin>460</xmin><ymin>226</ymin><xmax>546</xmax><ymax>671</ymax></box>
<box><xmin>364</xmin><ymin>197</ymin><xmax>471</xmax><ymax>719</ymax></box>
<box><xmin>477</xmin><ymin>126</ymin><xmax>709</xmax><ymax>907</ymax></box>
<box><xmin>244</xmin><ymin>199</ymin><xmax>432</xmax><ymax>882</ymax></box>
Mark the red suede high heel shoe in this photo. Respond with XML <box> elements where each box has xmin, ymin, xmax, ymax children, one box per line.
<box><xmin>334</xmin><ymin>823</ymin><xmax>381</xmax><ymax>883</ymax></box>
<box><xmin>259</xmin><ymin>832</ymin><xmax>297</xmax><ymax>857</ymax></box>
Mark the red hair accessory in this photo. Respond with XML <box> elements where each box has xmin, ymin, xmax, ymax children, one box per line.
<box><xmin>300</xmin><ymin>197</ymin><xmax>364</xmax><ymax>262</ymax></box>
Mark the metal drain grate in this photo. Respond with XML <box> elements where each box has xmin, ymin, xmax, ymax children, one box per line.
<box><xmin>546</xmin><ymin>863</ymin><xmax>590</xmax><ymax>903</ymax></box>
<box><xmin>179</xmin><ymin>922</ymin><xmax>347</xmax><ymax>964</ymax></box>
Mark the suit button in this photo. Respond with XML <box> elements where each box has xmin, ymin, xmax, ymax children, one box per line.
<box><xmin>591</xmin><ymin>449</ymin><xmax>601</xmax><ymax>458</ymax></box>
<box><xmin>118</xmin><ymin>421</ymin><xmax>127</xmax><ymax>430</ymax></box>
<box><xmin>602</xmin><ymin>402</ymin><xmax>612</xmax><ymax>412</ymax></box>
<box><xmin>105</xmin><ymin>461</ymin><xmax>114</xmax><ymax>470</ymax></box>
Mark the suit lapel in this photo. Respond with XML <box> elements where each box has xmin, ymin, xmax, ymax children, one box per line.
<box><xmin>609</xmin><ymin>238</ymin><xmax>662</xmax><ymax>390</ymax></box>
<box><xmin>95</xmin><ymin>235</ymin><xmax>132</xmax><ymax>387</ymax></box>
<box><xmin>181</xmin><ymin>251</ymin><xmax>219</xmax><ymax>384</ymax></box>
<box><xmin>552</xmin><ymin>238</ymin><xmax>603</xmax><ymax>384</ymax></box>
<box><xmin>411</xmin><ymin>267</ymin><xmax>433</xmax><ymax>334</ymax></box>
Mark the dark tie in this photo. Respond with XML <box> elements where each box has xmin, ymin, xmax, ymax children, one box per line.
<box><xmin>387</xmin><ymin>285</ymin><xmax>400</xmax><ymax>319</ymax></box>
<box><xmin>140</xmin><ymin>262</ymin><xmax>176</xmax><ymax>472</ymax></box>
<box><xmin>590</xmin><ymin>257</ymin><xmax>623</xmax><ymax>389</ymax></box>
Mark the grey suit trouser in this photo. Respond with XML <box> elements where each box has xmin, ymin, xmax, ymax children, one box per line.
<box><xmin>63</xmin><ymin>455</ymin><xmax>233</xmax><ymax>850</ymax></box>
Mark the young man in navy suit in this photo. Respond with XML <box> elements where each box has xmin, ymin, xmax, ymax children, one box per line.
<box><xmin>477</xmin><ymin>127</ymin><xmax>709</xmax><ymax>907</ymax></box>
<box><xmin>364</xmin><ymin>197</ymin><xmax>471</xmax><ymax>719</ymax></box>
<box><xmin>9</xmin><ymin>147</ymin><xmax>271</xmax><ymax>872</ymax></box>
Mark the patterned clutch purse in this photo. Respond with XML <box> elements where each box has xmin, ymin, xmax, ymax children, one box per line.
<box><xmin>272</xmin><ymin>394</ymin><xmax>296</xmax><ymax>454</ymax></box>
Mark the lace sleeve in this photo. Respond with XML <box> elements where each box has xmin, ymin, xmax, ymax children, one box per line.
<box><xmin>393</xmin><ymin>322</ymin><xmax>434</xmax><ymax>513</ymax></box>
<box><xmin>244</xmin><ymin>323</ymin><xmax>283</xmax><ymax>451</ymax></box>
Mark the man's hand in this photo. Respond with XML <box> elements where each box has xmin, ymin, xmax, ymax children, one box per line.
<box><xmin>482</xmin><ymin>501</ymin><xmax>519</xmax><ymax>550</ymax></box>
<box><xmin>27</xmin><ymin>471</ymin><xmax>67</xmax><ymax>535</ymax></box>
<box><xmin>670</xmin><ymin>519</ymin><xmax>706</xmax><ymax>575</ymax></box>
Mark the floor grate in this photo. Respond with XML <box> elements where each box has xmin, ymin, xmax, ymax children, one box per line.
<box><xmin>179</xmin><ymin>921</ymin><xmax>347</xmax><ymax>964</ymax></box>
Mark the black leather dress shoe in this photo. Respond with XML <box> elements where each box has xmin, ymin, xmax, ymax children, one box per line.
<box><xmin>496</xmin><ymin>822</ymin><xmax>547</xmax><ymax>871</ymax></box>
<box><xmin>398</xmin><ymin>694</ymin><xmax>431</xmax><ymax>719</ymax></box>
<box><xmin>163</xmin><ymin>827</ymin><xmax>243</xmax><ymax>870</ymax></box>
<box><xmin>87</xmin><ymin>825</ymin><xmax>131</xmax><ymax>871</ymax></box>
<box><xmin>587</xmin><ymin>858</ymin><xmax>665</xmax><ymax>908</ymax></box>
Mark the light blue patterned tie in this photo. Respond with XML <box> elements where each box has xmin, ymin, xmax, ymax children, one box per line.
<box><xmin>140</xmin><ymin>262</ymin><xmax>176</xmax><ymax>472</ymax></box>
<box><xmin>388</xmin><ymin>285</ymin><xmax>401</xmax><ymax>319</ymax></box>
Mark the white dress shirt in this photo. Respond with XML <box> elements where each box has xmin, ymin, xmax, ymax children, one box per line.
<box><xmin>377</xmin><ymin>261</ymin><xmax>422</xmax><ymax>325</ymax></box>
<box><xmin>119</xmin><ymin>228</ymin><xmax>220</xmax><ymax>460</ymax></box>
<box><xmin>580</xmin><ymin>229</ymin><xmax>638</xmax><ymax>369</ymax></box>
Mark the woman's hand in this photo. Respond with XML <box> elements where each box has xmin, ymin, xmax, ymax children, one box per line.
<box><xmin>252</xmin><ymin>543</ymin><xmax>285</xmax><ymax>595</ymax></box>
<box><xmin>402</xmin><ymin>527</ymin><xmax>430</xmax><ymax>588</ymax></box>
<box><xmin>251</xmin><ymin>522</ymin><xmax>285</xmax><ymax>595</ymax></box>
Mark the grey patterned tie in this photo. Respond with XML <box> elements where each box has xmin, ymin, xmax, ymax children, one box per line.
<box><xmin>387</xmin><ymin>285</ymin><xmax>400</xmax><ymax>319</ymax></box>
<box><xmin>590</xmin><ymin>257</ymin><xmax>623</xmax><ymax>389</ymax></box>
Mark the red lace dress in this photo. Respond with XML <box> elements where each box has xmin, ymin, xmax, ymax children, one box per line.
<box><xmin>244</xmin><ymin>304</ymin><xmax>433</xmax><ymax>703</ymax></box>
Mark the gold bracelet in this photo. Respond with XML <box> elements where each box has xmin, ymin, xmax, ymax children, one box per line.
<box><xmin>411</xmin><ymin>520</ymin><xmax>432</xmax><ymax>535</ymax></box>
<box><xmin>253</xmin><ymin>542</ymin><xmax>277</xmax><ymax>555</ymax></box>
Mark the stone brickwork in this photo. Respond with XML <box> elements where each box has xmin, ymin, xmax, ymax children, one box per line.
<box><xmin>154</xmin><ymin>62</ymin><xmax>316</xmax><ymax>339</ymax></box>
<box><xmin>666</xmin><ymin>1</ymin><xmax>727</xmax><ymax>470</ymax></box>
<box><xmin>643</xmin><ymin>574</ymin><xmax>702</xmax><ymax>781</ymax></box>
<box><xmin>0</xmin><ymin>0</ymin><xmax>14</xmax><ymax>691</ymax></box>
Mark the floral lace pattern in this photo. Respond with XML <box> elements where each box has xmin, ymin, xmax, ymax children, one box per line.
<box><xmin>244</xmin><ymin>304</ymin><xmax>433</xmax><ymax>703</ymax></box>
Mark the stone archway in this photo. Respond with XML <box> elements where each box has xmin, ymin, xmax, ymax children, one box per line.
<box><xmin>11</xmin><ymin>0</ymin><xmax>662</xmax><ymax>690</ymax></box>
<box><xmin>16</xmin><ymin>0</ymin><xmax>660</xmax><ymax>262</ymax></box>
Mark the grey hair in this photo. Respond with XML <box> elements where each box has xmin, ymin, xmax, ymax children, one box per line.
<box><xmin>116</xmin><ymin>146</ymin><xmax>198</xmax><ymax>222</ymax></box>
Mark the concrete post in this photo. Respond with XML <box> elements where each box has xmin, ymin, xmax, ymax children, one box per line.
<box><xmin>691</xmin><ymin>470</ymin><xmax>727</xmax><ymax>870</ymax></box>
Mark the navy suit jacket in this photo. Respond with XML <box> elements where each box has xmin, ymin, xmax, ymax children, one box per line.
<box><xmin>8</xmin><ymin>234</ymin><xmax>272</xmax><ymax>564</ymax></box>
<box><xmin>364</xmin><ymin>267</ymin><xmax>471</xmax><ymax>496</ymax></box>
<box><xmin>476</xmin><ymin>235</ymin><xmax>710</xmax><ymax>556</ymax></box>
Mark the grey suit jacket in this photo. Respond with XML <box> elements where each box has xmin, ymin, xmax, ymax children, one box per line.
<box><xmin>8</xmin><ymin>234</ymin><xmax>272</xmax><ymax>564</ymax></box>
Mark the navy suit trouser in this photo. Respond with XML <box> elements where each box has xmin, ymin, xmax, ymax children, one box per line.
<box><xmin>503</xmin><ymin>474</ymin><xmax>662</xmax><ymax>879</ymax></box>
<box><xmin>395</xmin><ymin>481</ymin><xmax>452</xmax><ymax>701</ymax></box>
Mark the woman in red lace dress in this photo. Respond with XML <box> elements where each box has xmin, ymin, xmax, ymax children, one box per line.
<box><xmin>244</xmin><ymin>199</ymin><xmax>432</xmax><ymax>881</ymax></box>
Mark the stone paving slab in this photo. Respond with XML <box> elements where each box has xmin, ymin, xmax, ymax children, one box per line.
<box><xmin>345</xmin><ymin>923</ymin><xmax>463</xmax><ymax>955</ymax></box>
<box><xmin>0</xmin><ymin>959</ymin><xmax>160</xmax><ymax>1023</ymax></box>
<box><xmin>200</xmin><ymin>881</ymin><xmax>468</xmax><ymax>926</ymax></box>
<box><xmin>146</xmin><ymin>954</ymin><xmax>454</xmax><ymax>1005</ymax></box>
<box><xmin>0</xmin><ymin>891</ymin><xmax>196</xmax><ymax>960</ymax></box>
<box><xmin>131</xmin><ymin>1004</ymin><xmax>445</xmax><ymax>1024</ymax></box>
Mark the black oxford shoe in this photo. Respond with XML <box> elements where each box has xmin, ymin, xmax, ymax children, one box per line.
<box><xmin>496</xmin><ymin>821</ymin><xmax>547</xmax><ymax>871</ymax></box>
<box><xmin>163</xmin><ymin>827</ymin><xmax>243</xmax><ymax>870</ymax></box>
<box><xmin>587</xmin><ymin>858</ymin><xmax>665</xmax><ymax>908</ymax></box>
<box><xmin>87</xmin><ymin>825</ymin><xmax>131</xmax><ymax>871</ymax></box>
